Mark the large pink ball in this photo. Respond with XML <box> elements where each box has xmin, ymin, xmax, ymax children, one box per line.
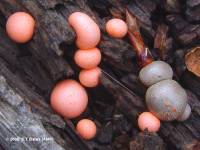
<box><xmin>50</xmin><ymin>80</ymin><xmax>88</xmax><ymax>119</ymax></box>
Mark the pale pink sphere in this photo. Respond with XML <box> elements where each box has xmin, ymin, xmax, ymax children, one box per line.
<box><xmin>138</xmin><ymin>112</ymin><xmax>160</xmax><ymax>132</ymax></box>
<box><xmin>6</xmin><ymin>12</ymin><xmax>35</xmax><ymax>43</ymax></box>
<box><xmin>50</xmin><ymin>79</ymin><xmax>88</xmax><ymax>119</ymax></box>
<box><xmin>76</xmin><ymin>119</ymin><xmax>97</xmax><ymax>140</ymax></box>
<box><xmin>74</xmin><ymin>48</ymin><xmax>101</xmax><ymax>69</ymax></box>
<box><xmin>79</xmin><ymin>67</ymin><xmax>101</xmax><ymax>88</ymax></box>
<box><xmin>106</xmin><ymin>18</ymin><xmax>128</xmax><ymax>38</ymax></box>
<box><xmin>68</xmin><ymin>12</ymin><xmax>101</xmax><ymax>49</ymax></box>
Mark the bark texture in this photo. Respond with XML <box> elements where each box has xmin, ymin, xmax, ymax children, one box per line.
<box><xmin>0</xmin><ymin>0</ymin><xmax>200</xmax><ymax>150</ymax></box>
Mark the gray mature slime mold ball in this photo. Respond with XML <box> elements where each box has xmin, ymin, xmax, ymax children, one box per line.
<box><xmin>139</xmin><ymin>61</ymin><xmax>173</xmax><ymax>87</ymax></box>
<box><xmin>146</xmin><ymin>80</ymin><xmax>188</xmax><ymax>121</ymax></box>
<box><xmin>177</xmin><ymin>104</ymin><xmax>191</xmax><ymax>121</ymax></box>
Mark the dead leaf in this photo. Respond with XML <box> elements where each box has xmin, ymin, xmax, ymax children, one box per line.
<box><xmin>185</xmin><ymin>47</ymin><xmax>200</xmax><ymax>77</ymax></box>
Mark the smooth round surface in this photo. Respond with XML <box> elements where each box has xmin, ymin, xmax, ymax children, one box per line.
<box><xmin>50</xmin><ymin>79</ymin><xmax>88</xmax><ymax>119</ymax></box>
<box><xmin>146</xmin><ymin>79</ymin><xmax>188</xmax><ymax>121</ymax></box>
<box><xmin>177</xmin><ymin>104</ymin><xmax>191</xmax><ymax>121</ymax></box>
<box><xmin>106</xmin><ymin>18</ymin><xmax>128</xmax><ymax>38</ymax></box>
<box><xmin>76</xmin><ymin>119</ymin><xmax>97</xmax><ymax>140</ymax></box>
<box><xmin>79</xmin><ymin>67</ymin><xmax>101</xmax><ymax>88</ymax></box>
<box><xmin>6</xmin><ymin>12</ymin><xmax>35</xmax><ymax>43</ymax></box>
<box><xmin>68</xmin><ymin>12</ymin><xmax>101</xmax><ymax>49</ymax></box>
<box><xmin>138</xmin><ymin>112</ymin><xmax>160</xmax><ymax>132</ymax></box>
<box><xmin>139</xmin><ymin>61</ymin><xmax>173</xmax><ymax>87</ymax></box>
<box><xmin>74</xmin><ymin>48</ymin><xmax>101</xmax><ymax>69</ymax></box>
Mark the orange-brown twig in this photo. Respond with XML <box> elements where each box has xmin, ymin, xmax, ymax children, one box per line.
<box><xmin>126</xmin><ymin>9</ymin><xmax>153</xmax><ymax>67</ymax></box>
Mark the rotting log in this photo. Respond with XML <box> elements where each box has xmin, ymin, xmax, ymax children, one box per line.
<box><xmin>0</xmin><ymin>0</ymin><xmax>200</xmax><ymax>150</ymax></box>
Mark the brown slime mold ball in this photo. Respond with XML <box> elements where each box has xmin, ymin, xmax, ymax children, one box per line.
<box><xmin>146</xmin><ymin>79</ymin><xmax>187</xmax><ymax>121</ymax></box>
<box><xmin>139</xmin><ymin>61</ymin><xmax>173</xmax><ymax>87</ymax></box>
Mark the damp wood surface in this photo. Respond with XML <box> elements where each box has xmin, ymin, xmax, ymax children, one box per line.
<box><xmin>0</xmin><ymin>0</ymin><xmax>200</xmax><ymax>150</ymax></box>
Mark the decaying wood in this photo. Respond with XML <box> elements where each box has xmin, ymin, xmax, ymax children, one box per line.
<box><xmin>166</xmin><ymin>14</ymin><xmax>200</xmax><ymax>45</ymax></box>
<box><xmin>130</xmin><ymin>132</ymin><xmax>165</xmax><ymax>150</ymax></box>
<box><xmin>0</xmin><ymin>75</ymin><xmax>65</xmax><ymax>150</ymax></box>
<box><xmin>127</xmin><ymin>0</ymin><xmax>158</xmax><ymax>38</ymax></box>
<box><xmin>164</xmin><ymin>0</ymin><xmax>181</xmax><ymax>13</ymax></box>
<box><xmin>186</xmin><ymin>0</ymin><xmax>200</xmax><ymax>22</ymax></box>
<box><xmin>182</xmin><ymin>71</ymin><xmax>200</xmax><ymax>98</ymax></box>
<box><xmin>0</xmin><ymin>0</ymin><xmax>200</xmax><ymax>150</ymax></box>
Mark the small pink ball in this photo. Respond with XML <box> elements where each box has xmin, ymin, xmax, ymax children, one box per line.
<box><xmin>74</xmin><ymin>48</ymin><xmax>101</xmax><ymax>69</ymax></box>
<box><xmin>138</xmin><ymin>112</ymin><xmax>160</xmax><ymax>132</ymax></box>
<box><xmin>6</xmin><ymin>12</ymin><xmax>35</xmax><ymax>43</ymax></box>
<box><xmin>106</xmin><ymin>18</ymin><xmax>128</xmax><ymax>38</ymax></box>
<box><xmin>76</xmin><ymin>119</ymin><xmax>97</xmax><ymax>140</ymax></box>
<box><xmin>50</xmin><ymin>79</ymin><xmax>88</xmax><ymax>119</ymax></box>
<box><xmin>79</xmin><ymin>67</ymin><xmax>101</xmax><ymax>88</ymax></box>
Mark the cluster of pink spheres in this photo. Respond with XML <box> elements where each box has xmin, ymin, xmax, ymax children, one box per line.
<box><xmin>6</xmin><ymin>11</ymin><xmax>161</xmax><ymax>140</ymax></box>
<box><xmin>68</xmin><ymin>12</ymin><xmax>102</xmax><ymax>88</ymax></box>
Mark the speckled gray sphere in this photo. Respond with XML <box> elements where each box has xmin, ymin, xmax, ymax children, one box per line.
<box><xmin>139</xmin><ymin>61</ymin><xmax>173</xmax><ymax>87</ymax></box>
<box><xmin>146</xmin><ymin>79</ymin><xmax>188</xmax><ymax>121</ymax></box>
<box><xmin>177</xmin><ymin>104</ymin><xmax>191</xmax><ymax>121</ymax></box>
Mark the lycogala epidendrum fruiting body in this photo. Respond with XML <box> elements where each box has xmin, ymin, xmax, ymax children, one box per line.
<box><xmin>106</xmin><ymin>18</ymin><xmax>128</xmax><ymax>38</ymax></box>
<box><xmin>138</xmin><ymin>112</ymin><xmax>160</xmax><ymax>132</ymax></box>
<box><xmin>177</xmin><ymin>104</ymin><xmax>191</xmax><ymax>121</ymax></box>
<box><xmin>146</xmin><ymin>79</ymin><xmax>188</xmax><ymax>121</ymax></box>
<box><xmin>50</xmin><ymin>79</ymin><xmax>88</xmax><ymax>119</ymax></box>
<box><xmin>6</xmin><ymin>12</ymin><xmax>35</xmax><ymax>43</ymax></box>
<box><xmin>74</xmin><ymin>48</ymin><xmax>101</xmax><ymax>69</ymax></box>
<box><xmin>76</xmin><ymin>119</ymin><xmax>97</xmax><ymax>140</ymax></box>
<box><xmin>79</xmin><ymin>67</ymin><xmax>101</xmax><ymax>88</ymax></box>
<box><xmin>68</xmin><ymin>12</ymin><xmax>101</xmax><ymax>49</ymax></box>
<box><xmin>139</xmin><ymin>61</ymin><xmax>173</xmax><ymax>87</ymax></box>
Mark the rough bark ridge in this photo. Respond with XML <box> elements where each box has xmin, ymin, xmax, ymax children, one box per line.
<box><xmin>0</xmin><ymin>0</ymin><xmax>200</xmax><ymax>150</ymax></box>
